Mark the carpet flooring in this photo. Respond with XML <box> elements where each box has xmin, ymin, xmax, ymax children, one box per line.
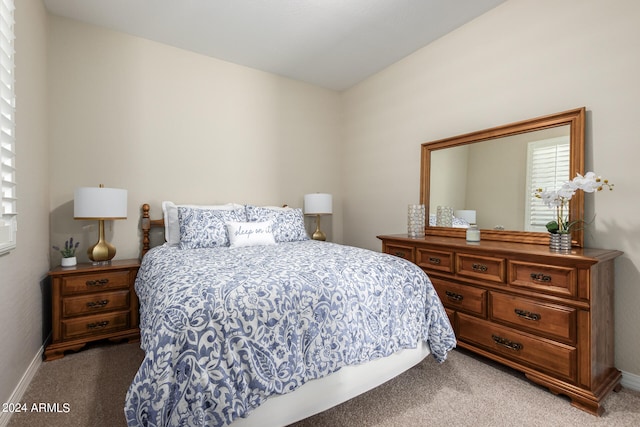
<box><xmin>7</xmin><ymin>342</ymin><xmax>640</xmax><ymax>427</ymax></box>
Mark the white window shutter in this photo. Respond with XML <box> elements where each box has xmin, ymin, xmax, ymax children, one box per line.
<box><xmin>0</xmin><ymin>0</ymin><xmax>15</xmax><ymax>254</ymax></box>
<box><xmin>525</xmin><ymin>138</ymin><xmax>570</xmax><ymax>232</ymax></box>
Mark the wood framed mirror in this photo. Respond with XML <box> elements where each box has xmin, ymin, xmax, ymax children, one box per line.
<box><xmin>420</xmin><ymin>107</ymin><xmax>585</xmax><ymax>246</ymax></box>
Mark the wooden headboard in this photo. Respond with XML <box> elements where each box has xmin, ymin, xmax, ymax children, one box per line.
<box><xmin>141</xmin><ymin>203</ymin><xmax>165</xmax><ymax>259</ymax></box>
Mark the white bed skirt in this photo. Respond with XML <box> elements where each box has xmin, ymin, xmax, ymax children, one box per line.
<box><xmin>231</xmin><ymin>341</ymin><xmax>430</xmax><ymax>426</ymax></box>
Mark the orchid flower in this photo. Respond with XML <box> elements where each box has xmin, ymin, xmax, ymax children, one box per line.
<box><xmin>535</xmin><ymin>172</ymin><xmax>613</xmax><ymax>234</ymax></box>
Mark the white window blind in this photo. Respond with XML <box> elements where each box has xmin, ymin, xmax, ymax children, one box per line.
<box><xmin>0</xmin><ymin>0</ymin><xmax>15</xmax><ymax>254</ymax></box>
<box><xmin>524</xmin><ymin>138</ymin><xmax>570</xmax><ymax>232</ymax></box>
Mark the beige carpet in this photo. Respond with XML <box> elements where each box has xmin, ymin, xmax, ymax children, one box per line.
<box><xmin>7</xmin><ymin>342</ymin><xmax>640</xmax><ymax>427</ymax></box>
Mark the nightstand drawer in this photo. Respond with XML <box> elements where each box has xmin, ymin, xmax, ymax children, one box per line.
<box><xmin>432</xmin><ymin>278</ymin><xmax>486</xmax><ymax>317</ymax></box>
<box><xmin>61</xmin><ymin>311</ymin><xmax>130</xmax><ymax>340</ymax></box>
<box><xmin>458</xmin><ymin>313</ymin><xmax>576</xmax><ymax>382</ymax></box>
<box><xmin>61</xmin><ymin>270</ymin><xmax>131</xmax><ymax>295</ymax></box>
<box><xmin>489</xmin><ymin>292</ymin><xmax>576</xmax><ymax>343</ymax></box>
<box><xmin>508</xmin><ymin>261</ymin><xmax>577</xmax><ymax>297</ymax></box>
<box><xmin>456</xmin><ymin>253</ymin><xmax>505</xmax><ymax>283</ymax></box>
<box><xmin>62</xmin><ymin>290</ymin><xmax>130</xmax><ymax>317</ymax></box>
<box><xmin>416</xmin><ymin>248</ymin><xmax>454</xmax><ymax>273</ymax></box>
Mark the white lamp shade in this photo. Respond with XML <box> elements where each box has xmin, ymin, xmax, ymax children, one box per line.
<box><xmin>304</xmin><ymin>193</ymin><xmax>333</xmax><ymax>215</ymax></box>
<box><xmin>74</xmin><ymin>187</ymin><xmax>128</xmax><ymax>219</ymax></box>
<box><xmin>454</xmin><ymin>209</ymin><xmax>476</xmax><ymax>224</ymax></box>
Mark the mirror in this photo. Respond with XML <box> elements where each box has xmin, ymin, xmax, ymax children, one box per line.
<box><xmin>420</xmin><ymin>107</ymin><xmax>585</xmax><ymax>246</ymax></box>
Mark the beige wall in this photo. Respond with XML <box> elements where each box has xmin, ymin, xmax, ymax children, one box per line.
<box><xmin>47</xmin><ymin>16</ymin><xmax>343</xmax><ymax>264</ymax></box>
<box><xmin>0</xmin><ymin>0</ymin><xmax>50</xmax><ymax>406</ymax></box>
<box><xmin>342</xmin><ymin>0</ymin><xmax>640</xmax><ymax>379</ymax></box>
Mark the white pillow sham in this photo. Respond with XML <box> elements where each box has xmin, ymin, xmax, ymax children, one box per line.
<box><xmin>226</xmin><ymin>221</ymin><xmax>276</xmax><ymax>248</ymax></box>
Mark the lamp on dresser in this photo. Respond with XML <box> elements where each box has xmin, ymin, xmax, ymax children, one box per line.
<box><xmin>304</xmin><ymin>193</ymin><xmax>332</xmax><ymax>241</ymax></box>
<box><xmin>74</xmin><ymin>184</ymin><xmax>127</xmax><ymax>264</ymax></box>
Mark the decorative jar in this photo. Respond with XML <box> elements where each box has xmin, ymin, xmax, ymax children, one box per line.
<box><xmin>407</xmin><ymin>204</ymin><xmax>425</xmax><ymax>237</ymax></box>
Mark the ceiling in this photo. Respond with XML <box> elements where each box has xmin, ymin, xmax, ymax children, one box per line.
<box><xmin>43</xmin><ymin>0</ymin><xmax>506</xmax><ymax>91</ymax></box>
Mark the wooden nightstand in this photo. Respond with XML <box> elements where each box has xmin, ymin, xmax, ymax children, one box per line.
<box><xmin>45</xmin><ymin>259</ymin><xmax>141</xmax><ymax>361</ymax></box>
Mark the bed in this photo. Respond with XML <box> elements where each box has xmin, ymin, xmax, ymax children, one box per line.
<box><xmin>125</xmin><ymin>202</ymin><xmax>456</xmax><ymax>427</ymax></box>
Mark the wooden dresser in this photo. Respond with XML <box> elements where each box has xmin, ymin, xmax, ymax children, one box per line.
<box><xmin>378</xmin><ymin>234</ymin><xmax>622</xmax><ymax>415</ymax></box>
<box><xmin>45</xmin><ymin>259</ymin><xmax>140</xmax><ymax>361</ymax></box>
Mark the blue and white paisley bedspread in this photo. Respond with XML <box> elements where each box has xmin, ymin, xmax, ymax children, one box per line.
<box><xmin>125</xmin><ymin>240</ymin><xmax>456</xmax><ymax>427</ymax></box>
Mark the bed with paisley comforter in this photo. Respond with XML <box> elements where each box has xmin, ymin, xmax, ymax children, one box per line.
<box><xmin>125</xmin><ymin>203</ymin><xmax>456</xmax><ymax>427</ymax></box>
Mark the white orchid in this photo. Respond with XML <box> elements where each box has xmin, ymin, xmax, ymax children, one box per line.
<box><xmin>535</xmin><ymin>171</ymin><xmax>613</xmax><ymax>234</ymax></box>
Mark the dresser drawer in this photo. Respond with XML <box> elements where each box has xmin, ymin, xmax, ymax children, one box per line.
<box><xmin>416</xmin><ymin>248</ymin><xmax>454</xmax><ymax>273</ymax></box>
<box><xmin>489</xmin><ymin>292</ymin><xmax>576</xmax><ymax>343</ymax></box>
<box><xmin>61</xmin><ymin>311</ymin><xmax>130</xmax><ymax>340</ymax></box>
<box><xmin>432</xmin><ymin>278</ymin><xmax>487</xmax><ymax>317</ymax></box>
<box><xmin>384</xmin><ymin>243</ymin><xmax>415</xmax><ymax>263</ymax></box>
<box><xmin>458</xmin><ymin>313</ymin><xmax>576</xmax><ymax>382</ymax></box>
<box><xmin>62</xmin><ymin>290</ymin><xmax>130</xmax><ymax>318</ymax></box>
<box><xmin>61</xmin><ymin>270</ymin><xmax>131</xmax><ymax>295</ymax></box>
<box><xmin>508</xmin><ymin>261</ymin><xmax>577</xmax><ymax>297</ymax></box>
<box><xmin>456</xmin><ymin>253</ymin><xmax>505</xmax><ymax>283</ymax></box>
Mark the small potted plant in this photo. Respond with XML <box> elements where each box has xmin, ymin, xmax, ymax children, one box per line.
<box><xmin>53</xmin><ymin>237</ymin><xmax>80</xmax><ymax>267</ymax></box>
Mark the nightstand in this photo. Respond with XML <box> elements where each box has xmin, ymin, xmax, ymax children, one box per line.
<box><xmin>44</xmin><ymin>259</ymin><xmax>141</xmax><ymax>361</ymax></box>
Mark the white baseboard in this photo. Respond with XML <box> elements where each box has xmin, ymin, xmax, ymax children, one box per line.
<box><xmin>0</xmin><ymin>345</ymin><xmax>44</xmax><ymax>427</ymax></box>
<box><xmin>621</xmin><ymin>369</ymin><xmax>640</xmax><ymax>392</ymax></box>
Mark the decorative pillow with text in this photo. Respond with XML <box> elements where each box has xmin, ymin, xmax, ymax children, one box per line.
<box><xmin>226</xmin><ymin>221</ymin><xmax>276</xmax><ymax>248</ymax></box>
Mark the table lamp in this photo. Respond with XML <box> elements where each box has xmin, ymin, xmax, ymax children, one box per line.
<box><xmin>74</xmin><ymin>185</ymin><xmax>127</xmax><ymax>263</ymax></box>
<box><xmin>304</xmin><ymin>193</ymin><xmax>332</xmax><ymax>241</ymax></box>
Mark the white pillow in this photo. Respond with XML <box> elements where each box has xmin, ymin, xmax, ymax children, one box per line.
<box><xmin>162</xmin><ymin>201</ymin><xmax>243</xmax><ymax>245</ymax></box>
<box><xmin>226</xmin><ymin>221</ymin><xmax>276</xmax><ymax>248</ymax></box>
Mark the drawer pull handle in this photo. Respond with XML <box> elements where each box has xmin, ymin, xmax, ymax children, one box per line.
<box><xmin>530</xmin><ymin>273</ymin><xmax>551</xmax><ymax>283</ymax></box>
<box><xmin>394</xmin><ymin>251</ymin><xmax>406</xmax><ymax>258</ymax></box>
<box><xmin>514</xmin><ymin>308</ymin><xmax>541</xmax><ymax>321</ymax></box>
<box><xmin>428</xmin><ymin>257</ymin><xmax>441</xmax><ymax>265</ymax></box>
<box><xmin>86</xmin><ymin>278</ymin><xmax>109</xmax><ymax>287</ymax></box>
<box><xmin>492</xmin><ymin>334</ymin><xmax>523</xmax><ymax>351</ymax></box>
<box><xmin>87</xmin><ymin>320</ymin><xmax>110</xmax><ymax>329</ymax></box>
<box><xmin>472</xmin><ymin>263</ymin><xmax>488</xmax><ymax>272</ymax></box>
<box><xmin>445</xmin><ymin>290</ymin><xmax>464</xmax><ymax>302</ymax></box>
<box><xmin>86</xmin><ymin>299</ymin><xmax>109</xmax><ymax>309</ymax></box>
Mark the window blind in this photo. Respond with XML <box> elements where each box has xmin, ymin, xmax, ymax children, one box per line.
<box><xmin>524</xmin><ymin>138</ymin><xmax>570</xmax><ymax>232</ymax></box>
<box><xmin>0</xmin><ymin>0</ymin><xmax>15</xmax><ymax>254</ymax></box>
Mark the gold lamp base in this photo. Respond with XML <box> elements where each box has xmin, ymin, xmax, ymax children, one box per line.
<box><xmin>312</xmin><ymin>214</ymin><xmax>326</xmax><ymax>241</ymax></box>
<box><xmin>87</xmin><ymin>219</ymin><xmax>116</xmax><ymax>263</ymax></box>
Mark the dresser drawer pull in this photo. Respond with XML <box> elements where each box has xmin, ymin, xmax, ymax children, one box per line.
<box><xmin>492</xmin><ymin>334</ymin><xmax>523</xmax><ymax>351</ymax></box>
<box><xmin>86</xmin><ymin>299</ymin><xmax>110</xmax><ymax>309</ymax></box>
<box><xmin>393</xmin><ymin>251</ymin><xmax>407</xmax><ymax>258</ymax></box>
<box><xmin>514</xmin><ymin>308</ymin><xmax>541</xmax><ymax>321</ymax></box>
<box><xmin>86</xmin><ymin>278</ymin><xmax>109</xmax><ymax>287</ymax></box>
<box><xmin>530</xmin><ymin>273</ymin><xmax>552</xmax><ymax>283</ymax></box>
<box><xmin>86</xmin><ymin>320</ymin><xmax>110</xmax><ymax>329</ymax></box>
<box><xmin>445</xmin><ymin>290</ymin><xmax>464</xmax><ymax>302</ymax></box>
<box><xmin>472</xmin><ymin>263</ymin><xmax>488</xmax><ymax>272</ymax></box>
<box><xmin>428</xmin><ymin>257</ymin><xmax>441</xmax><ymax>265</ymax></box>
